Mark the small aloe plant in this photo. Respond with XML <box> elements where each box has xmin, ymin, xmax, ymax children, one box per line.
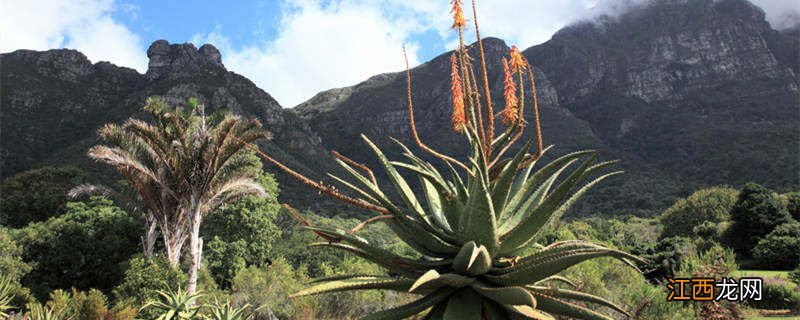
<box><xmin>205</xmin><ymin>299</ymin><xmax>257</xmax><ymax>320</ymax></box>
<box><xmin>141</xmin><ymin>287</ymin><xmax>203</xmax><ymax>320</ymax></box>
<box><xmin>252</xmin><ymin>0</ymin><xmax>646</xmax><ymax>319</ymax></box>
<box><xmin>0</xmin><ymin>276</ymin><xmax>14</xmax><ymax>318</ymax></box>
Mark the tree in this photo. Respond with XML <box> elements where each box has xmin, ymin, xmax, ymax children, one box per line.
<box><xmin>0</xmin><ymin>165</ymin><xmax>88</xmax><ymax>227</ymax></box>
<box><xmin>659</xmin><ymin>187</ymin><xmax>737</xmax><ymax>239</ymax></box>
<box><xmin>202</xmin><ymin>172</ymin><xmax>282</xmax><ymax>287</ymax></box>
<box><xmin>782</xmin><ymin>191</ymin><xmax>800</xmax><ymax>221</ymax></box>
<box><xmin>14</xmin><ymin>197</ymin><xmax>141</xmax><ymax>298</ymax></box>
<box><xmin>89</xmin><ymin>97</ymin><xmax>269</xmax><ymax>295</ymax></box>
<box><xmin>0</xmin><ymin>227</ymin><xmax>31</xmax><ymax>283</ymax></box>
<box><xmin>728</xmin><ymin>183</ymin><xmax>792</xmax><ymax>255</ymax></box>
<box><xmin>751</xmin><ymin>222</ymin><xmax>800</xmax><ymax>269</ymax></box>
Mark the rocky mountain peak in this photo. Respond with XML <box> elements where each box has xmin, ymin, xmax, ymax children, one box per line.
<box><xmin>146</xmin><ymin>40</ymin><xmax>225</xmax><ymax>80</ymax></box>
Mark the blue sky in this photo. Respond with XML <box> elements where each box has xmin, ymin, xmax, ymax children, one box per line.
<box><xmin>2</xmin><ymin>0</ymin><xmax>797</xmax><ymax>107</ymax></box>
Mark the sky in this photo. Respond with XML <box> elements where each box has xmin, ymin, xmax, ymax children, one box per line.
<box><xmin>1</xmin><ymin>0</ymin><xmax>798</xmax><ymax>108</ymax></box>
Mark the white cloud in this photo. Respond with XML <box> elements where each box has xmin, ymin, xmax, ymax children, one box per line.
<box><xmin>0</xmin><ymin>0</ymin><xmax>146</xmax><ymax>72</ymax></box>
<box><xmin>750</xmin><ymin>0</ymin><xmax>800</xmax><ymax>30</ymax></box>
<box><xmin>194</xmin><ymin>0</ymin><xmax>431</xmax><ymax>108</ymax></box>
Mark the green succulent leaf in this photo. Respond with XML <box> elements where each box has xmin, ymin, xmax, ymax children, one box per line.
<box><xmin>291</xmin><ymin>276</ymin><xmax>414</xmax><ymax>297</ymax></box>
<box><xmin>458</xmin><ymin>169</ymin><xmax>498</xmax><ymax>253</ymax></box>
<box><xmin>443</xmin><ymin>288</ymin><xmax>482</xmax><ymax>320</ymax></box>
<box><xmin>528</xmin><ymin>286</ymin><xmax>631</xmax><ymax>317</ymax></box>
<box><xmin>360</xmin><ymin>287</ymin><xmax>457</xmax><ymax>320</ymax></box>
<box><xmin>530</xmin><ymin>291</ymin><xmax>615</xmax><ymax>320</ymax></box>
<box><xmin>409</xmin><ymin>269</ymin><xmax>475</xmax><ymax>293</ymax></box>
<box><xmin>471</xmin><ymin>282</ymin><xmax>536</xmax><ymax>309</ymax></box>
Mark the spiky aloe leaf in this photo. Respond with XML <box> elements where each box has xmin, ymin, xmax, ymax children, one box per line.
<box><xmin>499</xmin><ymin>153</ymin><xmax>606</xmax><ymax>255</ymax></box>
<box><xmin>362</xmin><ymin>135</ymin><xmax>428</xmax><ymax>223</ymax></box>
<box><xmin>534</xmin><ymin>275</ymin><xmax>578</xmax><ymax>288</ymax></box>
<box><xmin>360</xmin><ymin>287</ymin><xmax>457</xmax><ymax>320</ymax></box>
<box><xmin>409</xmin><ymin>269</ymin><xmax>475</xmax><ymax>293</ymax></box>
<box><xmin>486</xmin><ymin>242</ymin><xmax>646</xmax><ymax>286</ymax></box>
<box><xmin>529</xmin><ymin>291</ymin><xmax>615</xmax><ymax>320</ymax></box>
<box><xmin>451</xmin><ymin>241</ymin><xmax>492</xmax><ymax>276</ymax></box>
<box><xmin>528</xmin><ymin>286</ymin><xmax>630</xmax><ymax>317</ymax></box>
<box><xmin>471</xmin><ymin>282</ymin><xmax>536</xmax><ymax>309</ymax></box>
<box><xmin>291</xmin><ymin>276</ymin><xmax>414</xmax><ymax>297</ymax></box>
<box><xmin>491</xmin><ymin>140</ymin><xmax>535</xmax><ymax>215</ymax></box>
<box><xmin>498</xmin><ymin>157</ymin><xmax>577</xmax><ymax>234</ymax></box>
<box><xmin>458</xmin><ymin>168</ymin><xmax>498</xmax><ymax>252</ymax></box>
<box><xmin>443</xmin><ymin>288</ymin><xmax>482</xmax><ymax>320</ymax></box>
<box><xmin>501</xmin><ymin>150</ymin><xmax>594</xmax><ymax>221</ymax></box>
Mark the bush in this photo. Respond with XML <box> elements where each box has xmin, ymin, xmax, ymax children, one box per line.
<box><xmin>0</xmin><ymin>227</ymin><xmax>31</xmax><ymax>283</ymax></box>
<box><xmin>728</xmin><ymin>183</ymin><xmax>792</xmax><ymax>255</ymax></box>
<box><xmin>0</xmin><ymin>166</ymin><xmax>88</xmax><ymax>227</ymax></box>
<box><xmin>783</xmin><ymin>191</ymin><xmax>800</xmax><ymax>221</ymax></box>
<box><xmin>752</xmin><ymin>222</ymin><xmax>800</xmax><ymax>269</ymax></box>
<box><xmin>789</xmin><ymin>266</ymin><xmax>800</xmax><ymax>285</ymax></box>
<box><xmin>112</xmin><ymin>256</ymin><xmax>186</xmax><ymax>306</ymax></box>
<box><xmin>203</xmin><ymin>173</ymin><xmax>281</xmax><ymax>288</ymax></box>
<box><xmin>659</xmin><ymin>186</ymin><xmax>738</xmax><ymax>239</ymax></box>
<box><xmin>230</xmin><ymin>258</ymin><xmax>308</xmax><ymax>319</ymax></box>
<box><xmin>745</xmin><ymin>277</ymin><xmax>800</xmax><ymax>311</ymax></box>
<box><xmin>15</xmin><ymin>197</ymin><xmax>142</xmax><ymax>298</ymax></box>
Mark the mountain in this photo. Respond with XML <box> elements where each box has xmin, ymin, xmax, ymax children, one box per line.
<box><xmin>2</xmin><ymin>0</ymin><xmax>798</xmax><ymax>216</ymax></box>
<box><xmin>0</xmin><ymin>40</ymin><xmax>339</xmax><ymax>208</ymax></box>
<box><xmin>293</xmin><ymin>0</ymin><xmax>800</xmax><ymax>215</ymax></box>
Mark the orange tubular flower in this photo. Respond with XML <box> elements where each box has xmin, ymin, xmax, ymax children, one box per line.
<box><xmin>450</xmin><ymin>0</ymin><xmax>466</xmax><ymax>29</ymax></box>
<box><xmin>501</xmin><ymin>57</ymin><xmax>519</xmax><ymax>125</ymax></box>
<box><xmin>509</xmin><ymin>45</ymin><xmax>526</xmax><ymax>73</ymax></box>
<box><xmin>450</xmin><ymin>53</ymin><xmax>466</xmax><ymax>132</ymax></box>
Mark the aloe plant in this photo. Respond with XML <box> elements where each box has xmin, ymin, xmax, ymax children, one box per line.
<box><xmin>0</xmin><ymin>275</ymin><xmax>13</xmax><ymax>318</ymax></box>
<box><xmin>22</xmin><ymin>303</ymin><xmax>72</xmax><ymax>320</ymax></box>
<box><xmin>140</xmin><ymin>287</ymin><xmax>203</xmax><ymax>320</ymax></box>
<box><xmin>253</xmin><ymin>0</ymin><xmax>646</xmax><ymax>319</ymax></box>
<box><xmin>205</xmin><ymin>299</ymin><xmax>256</xmax><ymax>320</ymax></box>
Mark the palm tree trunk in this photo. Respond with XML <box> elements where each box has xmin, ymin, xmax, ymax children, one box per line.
<box><xmin>162</xmin><ymin>223</ymin><xmax>186</xmax><ymax>267</ymax></box>
<box><xmin>142</xmin><ymin>216</ymin><xmax>157</xmax><ymax>259</ymax></box>
<box><xmin>187</xmin><ymin>203</ymin><xmax>203</xmax><ymax>296</ymax></box>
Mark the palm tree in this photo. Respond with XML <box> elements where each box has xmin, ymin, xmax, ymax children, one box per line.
<box><xmin>89</xmin><ymin>97</ymin><xmax>269</xmax><ymax>294</ymax></box>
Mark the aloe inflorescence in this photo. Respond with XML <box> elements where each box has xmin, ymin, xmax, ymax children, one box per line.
<box><xmin>250</xmin><ymin>0</ymin><xmax>646</xmax><ymax>319</ymax></box>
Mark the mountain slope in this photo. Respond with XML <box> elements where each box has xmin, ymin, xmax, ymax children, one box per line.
<box><xmin>293</xmin><ymin>0</ymin><xmax>799</xmax><ymax>215</ymax></box>
<box><xmin>1</xmin><ymin>41</ymin><xmax>337</xmax><ymax>208</ymax></box>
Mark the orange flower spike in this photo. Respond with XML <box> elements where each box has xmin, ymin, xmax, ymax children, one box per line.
<box><xmin>501</xmin><ymin>57</ymin><xmax>519</xmax><ymax>125</ymax></box>
<box><xmin>450</xmin><ymin>53</ymin><xmax>467</xmax><ymax>132</ymax></box>
<box><xmin>450</xmin><ymin>0</ymin><xmax>467</xmax><ymax>29</ymax></box>
<box><xmin>509</xmin><ymin>45</ymin><xmax>526</xmax><ymax>73</ymax></box>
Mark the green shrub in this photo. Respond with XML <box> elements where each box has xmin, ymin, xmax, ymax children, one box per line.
<box><xmin>729</xmin><ymin>183</ymin><xmax>792</xmax><ymax>255</ymax></box>
<box><xmin>0</xmin><ymin>227</ymin><xmax>31</xmax><ymax>283</ymax></box>
<box><xmin>0</xmin><ymin>165</ymin><xmax>88</xmax><ymax>227</ymax></box>
<box><xmin>745</xmin><ymin>277</ymin><xmax>800</xmax><ymax>310</ymax></box>
<box><xmin>113</xmin><ymin>256</ymin><xmax>186</xmax><ymax>306</ymax></box>
<box><xmin>15</xmin><ymin>197</ymin><xmax>142</xmax><ymax>298</ymax></box>
<box><xmin>659</xmin><ymin>186</ymin><xmax>737</xmax><ymax>239</ymax></box>
<box><xmin>561</xmin><ymin>253</ymin><xmax>693</xmax><ymax>319</ymax></box>
<box><xmin>783</xmin><ymin>191</ymin><xmax>800</xmax><ymax>221</ymax></box>
<box><xmin>229</xmin><ymin>258</ymin><xmax>307</xmax><ymax>319</ymax></box>
<box><xmin>752</xmin><ymin>222</ymin><xmax>800</xmax><ymax>269</ymax></box>
<box><xmin>203</xmin><ymin>173</ymin><xmax>281</xmax><ymax>288</ymax></box>
<box><xmin>790</xmin><ymin>266</ymin><xmax>800</xmax><ymax>285</ymax></box>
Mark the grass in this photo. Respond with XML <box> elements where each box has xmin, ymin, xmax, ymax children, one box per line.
<box><xmin>734</xmin><ymin>270</ymin><xmax>791</xmax><ymax>280</ymax></box>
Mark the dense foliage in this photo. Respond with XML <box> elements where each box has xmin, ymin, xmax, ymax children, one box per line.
<box><xmin>728</xmin><ymin>182</ymin><xmax>793</xmax><ymax>255</ymax></box>
<box><xmin>14</xmin><ymin>197</ymin><xmax>141</xmax><ymax>298</ymax></box>
<box><xmin>751</xmin><ymin>222</ymin><xmax>800</xmax><ymax>269</ymax></box>
<box><xmin>659</xmin><ymin>186</ymin><xmax>737</xmax><ymax>239</ymax></box>
<box><xmin>0</xmin><ymin>166</ymin><xmax>88</xmax><ymax>227</ymax></box>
